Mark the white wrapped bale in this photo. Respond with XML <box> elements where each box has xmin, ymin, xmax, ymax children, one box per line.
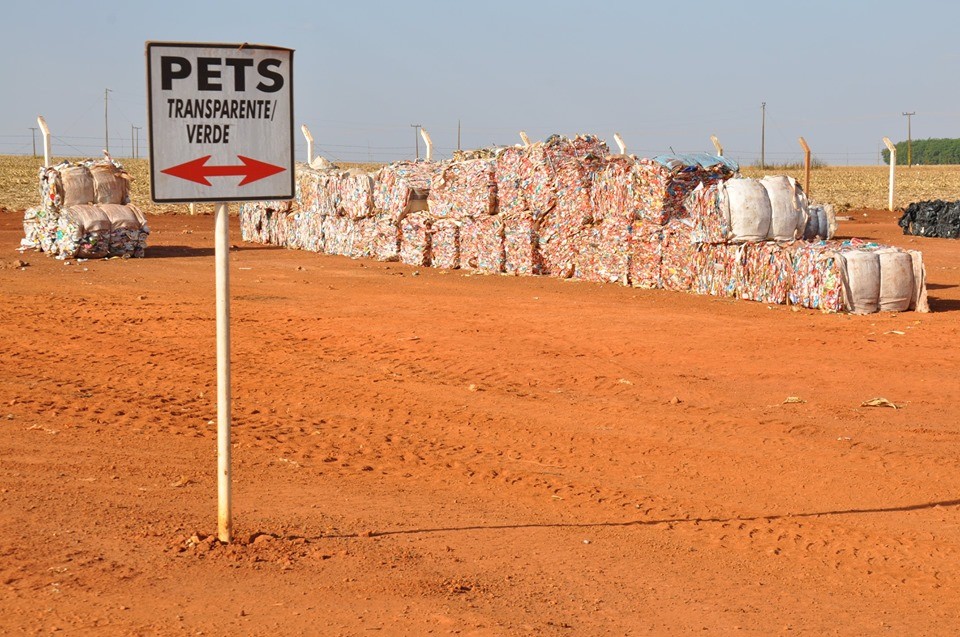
<box><xmin>99</xmin><ymin>203</ymin><xmax>150</xmax><ymax>257</ymax></box>
<box><xmin>875</xmin><ymin>249</ymin><xmax>914</xmax><ymax>313</ymax></box>
<box><xmin>56</xmin><ymin>204</ymin><xmax>111</xmax><ymax>259</ymax></box>
<box><xmin>90</xmin><ymin>162</ymin><xmax>130</xmax><ymax>205</ymax></box>
<box><xmin>760</xmin><ymin>176</ymin><xmax>807</xmax><ymax>241</ymax></box>
<box><xmin>840</xmin><ymin>250</ymin><xmax>880</xmax><ymax>314</ymax></box>
<box><xmin>908</xmin><ymin>250</ymin><xmax>930</xmax><ymax>313</ymax></box>
<box><xmin>804</xmin><ymin>205</ymin><xmax>836</xmax><ymax>240</ymax></box>
<box><xmin>60</xmin><ymin>165</ymin><xmax>95</xmax><ymax>207</ymax></box>
<box><xmin>718</xmin><ymin>178</ymin><xmax>772</xmax><ymax>242</ymax></box>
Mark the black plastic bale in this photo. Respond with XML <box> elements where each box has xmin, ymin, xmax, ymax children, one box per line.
<box><xmin>900</xmin><ymin>199</ymin><xmax>960</xmax><ymax>238</ymax></box>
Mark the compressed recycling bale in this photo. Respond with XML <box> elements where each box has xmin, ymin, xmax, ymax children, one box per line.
<box><xmin>21</xmin><ymin>207</ymin><xmax>41</xmax><ymax>250</ymax></box>
<box><xmin>659</xmin><ymin>222</ymin><xmax>699</xmax><ymax>292</ymax></box>
<box><xmin>840</xmin><ymin>250</ymin><xmax>880</xmax><ymax>314</ymax></box>
<box><xmin>39</xmin><ymin>166</ymin><xmax>64</xmax><ymax>211</ymax></box>
<box><xmin>898</xmin><ymin>200</ymin><xmax>960</xmax><ymax>239</ymax></box>
<box><xmin>371</xmin><ymin>215</ymin><xmax>401</xmax><ymax>262</ymax></box>
<box><xmin>399</xmin><ymin>213</ymin><xmax>432</xmax><ymax>267</ymax></box>
<box><xmin>90</xmin><ymin>162</ymin><xmax>129</xmax><ymax>205</ymax></box>
<box><xmin>693</xmin><ymin>243</ymin><xmax>742</xmax><ymax>298</ymax></box>
<box><xmin>99</xmin><ymin>203</ymin><xmax>149</xmax><ymax>257</ymax></box>
<box><xmin>877</xmin><ymin>248</ymin><xmax>915</xmax><ymax>313</ymax></box>
<box><xmin>428</xmin><ymin>160</ymin><xmax>497</xmax><ymax>220</ymax></box>
<box><xmin>56</xmin><ymin>204</ymin><xmax>111</xmax><ymax>258</ymax></box>
<box><xmin>760</xmin><ymin>176</ymin><xmax>807</xmax><ymax>241</ymax></box>
<box><xmin>908</xmin><ymin>250</ymin><xmax>930</xmax><ymax>312</ymax></box>
<box><xmin>503</xmin><ymin>213</ymin><xmax>541</xmax><ymax>276</ymax></box>
<box><xmin>637</xmin><ymin>154</ymin><xmax>739</xmax><ymax>225</ymax></box>
<box><xmin>373</xmin><ymin>162</ymin><xmax>436</xmax><ymax>221</ymax></box>
<box><xmin>740</xmin><ymin>242</ymin><xmax>794</xmax><ymax>305</ymax></box>
<box><xmin>591</xmin><ymin>156</ymin><xmax>641</xmax><ymax>225</ymax></box>
<box><xmin>789</xmin><ymin>242</ymin><xmax>845</xmax><ymax>312</ymax></box>
<box><xmin>60</xmin><ymin>165</ymin><xmax>95</xmax><ymax>207</ymax></box>
<box><xmin>339</xmin><ymin>172</ymin><xmax>374</xmax><ymax>220</ymax></box>
<box><xmin>430</xmin><ymin>219</ymin><xmax>461</xmax><ymax>269</ymax></box>
<box><xmin>460</xmin><ymin>215</ymin><xmax>504</xmax><ymax>272</ymax></box>
<box><xmin>718</xmin><ymin>178</ymin><xmax>772</xmax><ymax>242</ymax></box>
<box><xmin>493</xmin><ymin>146</ymin><xmax>527</xmax><ymax>218</ymax></box>
<box><xmin>573</xmin><ymin>219</ymin><xmax>631</xmax><ymax>285</ymax></box>
<box><xmin>628</xmin><ymin>226</ymin><xmax>662</xmax><ymax>289</ymax></box>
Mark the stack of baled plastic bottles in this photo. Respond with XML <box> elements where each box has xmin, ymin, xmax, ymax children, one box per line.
<box><xmin>22</xmin><ymin>159</ymin><xmax>150</xmax><ymax>259</ymax></box>
<box><xmin>238</xmin><ymin>134</ymin><xmax>929</xmax><ymax>314</ymax></box>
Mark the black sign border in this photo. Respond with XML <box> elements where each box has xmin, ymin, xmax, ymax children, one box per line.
<box><xmin>145</xmin><ymin>41</ymin><xmax>296</xmax><ymax>204</ymax></box>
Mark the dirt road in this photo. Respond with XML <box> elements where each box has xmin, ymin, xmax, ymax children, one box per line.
<box><xmin>1</xmin><ymin>208</ymin><xmax>959</xmax><ymax>635</ymax></box>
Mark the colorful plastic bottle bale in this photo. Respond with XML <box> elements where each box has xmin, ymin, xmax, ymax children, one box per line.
<box><xmin>339</xmin><ymin>173</ymin><xmax>374</xmax><ymax>220</ymax></box>
<box><xmin>573</xmin><ymin>218</ymin><xmax>631</xmax><ymax>285</ymax></box>
<box><xmin>633</xmin><ymin>160</ymin><xmax>672</xmax><ymax>225</ymax></box>
<box><xmin>693</xmin><ymin>243</ymin><xmax>743</xmax><ymax>298</ymax></box>
<box><xmin>591</xmin><ymin>156</ymin><xmax>640</xmax><ymax>226</ymax></box>
<box><xmin>56</xmin><ymin>204</ymin><xmax>111</xmax><ymax>259</ymax></box>
<box><xmin>430</xmin><ymin>219</ymin><xmax>460</xmax><ymax>269</ymax></box>
<box><xmin>537</xmin><ymin>217</ymin><xmax>579</xmax><ymax>279</ymax></box>
<box><xmin>349</xmin><ymin>216</ymin><xmax>377</xmax><ymax>259</ymax></box>
<box><xmin>629</xmin><ymin>225</ymin><xmax>663</xmax><ymax>289</ymax></box>
<box><xmin>100</xmin><ymin>203</ymin><xmax>148</xmax><ymax>258</ymax></box>
<box><xmin>400</xmin><ymin>212</ymin><xmax>432</xmax><ymax>267</ymax></box>
<box><xmin>429</xmin><ymin>160</ymin><xmax>497</xmax><ymax>220</ymax></box>
<box><xmin>371</xmin><ymin>214</ymin><xmax>401</xmax><ymax>262</ymax></box>
<box><xmin>460</xmin><ymin>215</ymin><xmax>504</xmax><ymax>272</ymax></box>
<box><xmin>503</xmin><ymin>213</ymin><xmax>542</xmax><ymax>276</ymax></box>
<box><xmin>740</xmin><ymin>242</ymin><xmax>794</xmax><ymax>305</ymax></box>
<box><xmin>789</xmin><ymin>242</ymin><xmax>845</xmax><ymax>312</ymax></box>
<box><xmin>518</xmin><ymin>144</ymin><xmax>557</xmax><ymax>222</ymax></box>
<box><xmin>687</xmin><ymin>183</ymin><xmax>727</xmax><ymax>244</ymax></box>
<box><xmin>494</xmin><ymin>146</ymin><xmax>526</xmax><ymax>218</ymax></box>
<box><xmin>38</xmin><ymin>166</ymin><xmax>64</xmax><ymax>211</ymax></box>
<box><xmin>659</xmin><ymin>222</ymin><xmax>700</xmax><ymax>292</ymax></box>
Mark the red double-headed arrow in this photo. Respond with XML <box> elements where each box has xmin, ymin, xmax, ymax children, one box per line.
<box><xmin>161</xmin><ymin>155</ymin><xmax>285</xmax><ymax>186</ymax></box>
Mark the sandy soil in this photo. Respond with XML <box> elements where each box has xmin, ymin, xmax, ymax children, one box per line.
<box><xmin>1</xmin><ymin>208</ymin><xmax>959</xmax><ymax>636</ymax></box>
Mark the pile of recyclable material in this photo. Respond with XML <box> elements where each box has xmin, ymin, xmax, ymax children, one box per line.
<box><xmin>373</xmin><ymin>161</ymin><xmax>437</xmax><ymax>220</ymax></box>
<box><xmin>237</xmin><ymin>137</ymin><xmax>930</xmax><ymax>314</ymax></box>
<box><xmin>23</xmin><ymin>159</ymin><xmax>147</xmax><ymax>258</ymax></box>
<box><xmin>428</xmin><ymin>159</ymin><xmax>497</xmax><ymax>219</ymax></box>
<box><xmin>788</xmin><ymin>239</ymin><xmax>927</xmax><ymax>313</ymax></box>
<box><xmin>899</xmin><ymin>200</ymin><xmax>960</xmax><ymax>239</ymax></box>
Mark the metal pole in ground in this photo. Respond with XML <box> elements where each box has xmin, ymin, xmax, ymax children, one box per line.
<box><xmin>214</xmin><ymin>201</ymin><xmax>232</xmax><ymax>543</ymax></box>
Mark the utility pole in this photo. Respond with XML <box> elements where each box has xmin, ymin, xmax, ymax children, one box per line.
<box><xmin>104</xmin><ymin>88</ymin><xmax>112</xmax><ymax>154</ymax></box>
<box><xmin>133</xmin><ymin>126</ymin><xmax>142</xmax><ymax>159</ymax></box>
<box><xmin>457</xmin><ymin>119</ymin><xmax>461</xmax><ymax>151</ymax></box>
<box><xmin>760</xmin><ymin>102</ymin><xmax>766</xmax><ymax>169</ymax></box>
<box><xmin>410</xmin><ymin>123</ymin><xmax>421</xmax><ymax>160</ymax></box>
<box><xmin>28</xmin><ymin>127</ymin><xmax>37</xmax><ymax>157</ymax></box>
<box><xmin>902</xmin><ymin>111</ymin><xmax>915</xmax><ymax>166</ymax></box>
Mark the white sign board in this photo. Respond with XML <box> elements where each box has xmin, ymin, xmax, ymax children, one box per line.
<box><xmin>146</xmin><ymin>42</ymin><xmax>294</xmax><ymax>203</ymax></box>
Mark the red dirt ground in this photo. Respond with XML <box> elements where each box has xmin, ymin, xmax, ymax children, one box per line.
<box><xmin>1</xmin><ymin>208</ymin><xmax>959</xmax><ymax>636</ymax></box>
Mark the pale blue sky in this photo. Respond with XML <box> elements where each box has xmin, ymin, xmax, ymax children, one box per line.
<box><xmin>1</xmin><ymin>0</ymin><xmax>955</xmax><ymax>165</ymax></box>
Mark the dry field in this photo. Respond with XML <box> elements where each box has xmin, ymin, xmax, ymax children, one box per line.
<box><xmin>2</xmin><ymin>154</ymin><xmax>960</xmax><ymax>215</ymax></box>
<box><xmin>3</xmin><ymin>148</ymin><xmax>960</xmax><ymax>635</ymax></box>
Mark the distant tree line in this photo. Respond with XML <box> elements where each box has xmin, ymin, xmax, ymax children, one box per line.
<box><xmin>882</xmin><ymin>138</ymin><xmax>960</xmax><ymax>165</ymax></box>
